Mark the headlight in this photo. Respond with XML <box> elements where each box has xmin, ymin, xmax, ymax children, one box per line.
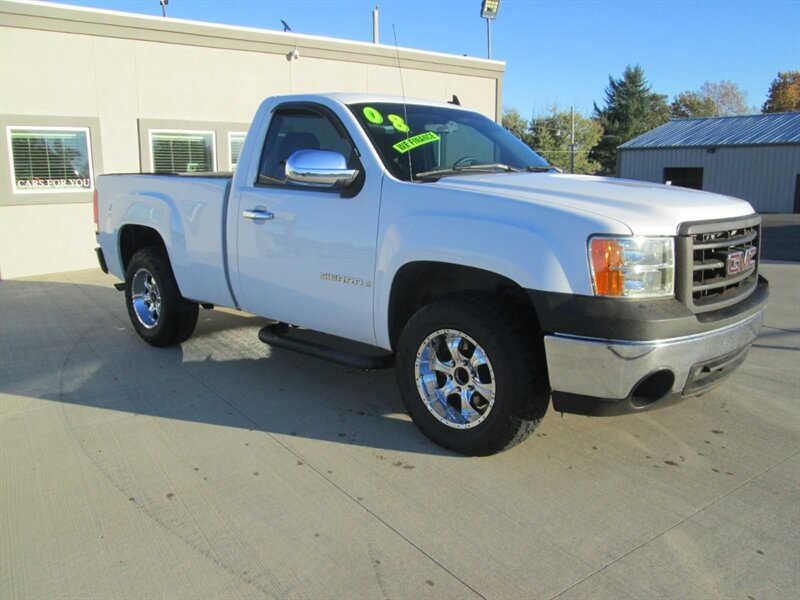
<box><xmin>589</xmin><ymin>236</ymin><xmax>674</xmax><ymax>298</ymax></box>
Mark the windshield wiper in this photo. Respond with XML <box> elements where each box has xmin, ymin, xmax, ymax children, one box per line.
<box><xmin>457</xmin><ymin>163</ymin><xmax>520</xmax><ymax>173</ymax></box>
<box><xmin>525</xmin><ymin>165</ymin><xmax>559</xmax><ymax>173</ymax></box>
<box><xmin>415</xmin><ymin>163</ymin><xmax>520</xmax><ymax>180</ymax></box>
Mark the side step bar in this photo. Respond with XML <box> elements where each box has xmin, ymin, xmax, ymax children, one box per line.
<box><xmin>258</xmin><ymin>323</ymin><xmax>394</xmax><ymax>370</ymax></box>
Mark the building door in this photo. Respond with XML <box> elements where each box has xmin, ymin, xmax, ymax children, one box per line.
<box><xmin>664</xmin><ymin>167</ymin><xmax>704</xmax><ymax>190</ymax></box>
<box><xmin>794</xmin><ymin>174</ymin><xmax>800</xmax><ymax>213</ymax></box>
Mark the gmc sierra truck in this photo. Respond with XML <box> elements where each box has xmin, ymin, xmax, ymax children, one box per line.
<box><xmin>95</xmin><ymin>93</ymin><xmax>768</xmax><ymax>455</ymax></box>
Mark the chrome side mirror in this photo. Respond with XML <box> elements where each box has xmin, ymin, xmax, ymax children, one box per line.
<box><xmin>285</xmin><ymin>149</ymin><xmax>359</xmax><ymax>188</ymax></box>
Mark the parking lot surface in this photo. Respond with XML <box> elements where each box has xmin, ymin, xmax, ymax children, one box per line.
<box><xmin>1</xmin><ymin>262</ymin><xmax>798</xmax><ymax>599</ymax></box>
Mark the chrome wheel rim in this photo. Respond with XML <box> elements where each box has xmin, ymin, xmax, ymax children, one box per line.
<box><xmin>414</xmin><ymin>328</ymin><xmax>496</xmax><ymax>429</ymax></box>
<box><xmin>131</xmin><ymin>268</ymin><xmax>161</xmax><ymax>329</ymax></box>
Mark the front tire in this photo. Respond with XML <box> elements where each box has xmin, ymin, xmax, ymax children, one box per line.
<box><xmin>396</xmin><ymin>294</ymin><xmax>549</xmax><ymax>455</ymax></box>
<box><xmin>124</xmin><ymin>247</ymin><xmax>198</xmax><ymax>347</ymax></box>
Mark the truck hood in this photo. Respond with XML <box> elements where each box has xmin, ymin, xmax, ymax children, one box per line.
<box><xmin>432</xmin><ymin>173</ymin><xmax>756</xmax><ymax>235</ymax></box>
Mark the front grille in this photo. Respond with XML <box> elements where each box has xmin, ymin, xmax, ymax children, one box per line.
<box><xmin>677</xmin><ymin>216</ymin><xmax>761</xmax><ymax>312</ymax></box>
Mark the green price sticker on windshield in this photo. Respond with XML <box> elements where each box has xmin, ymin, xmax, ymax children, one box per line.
<box><xmin>362</xmin><ymin>106</ymin><xmax>384</xmax><ymax>124</ymax></box>
<box><xmin>392</xmin><ymin>132</ymin><xmax>441</xmax><ymax>154</ymax></box>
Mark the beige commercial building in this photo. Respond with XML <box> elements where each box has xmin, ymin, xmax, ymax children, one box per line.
<box><xmin>0</xmin><ymin>0</ymin><xmax>504</xmax><ymax>278</ymax></box>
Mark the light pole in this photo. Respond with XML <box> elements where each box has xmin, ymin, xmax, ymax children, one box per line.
<box><xmin>569</xmin><ymin>107</ymin><xmax>576</xmax><ymax>174</ymax></box>
<box><xmin>160</xmin><ymin>0</ymin><xmax>168</xmax><ymax>18</ymax></box>
<box><xmin>480</xmin><ymin>0</ymin><xmax>499</xmax><ymax>60</ymax></box>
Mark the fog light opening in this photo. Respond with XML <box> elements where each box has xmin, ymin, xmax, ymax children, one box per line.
<box><xmin>630</xmin><ymin>370</ymin><xmax>675</xmax><ymax>408</ymax></box>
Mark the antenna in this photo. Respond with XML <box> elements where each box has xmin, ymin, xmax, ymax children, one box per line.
<box><xmin>392</xmin><ymin>25</ymin><xmax>413</xmax><ymax>181</ymax></box>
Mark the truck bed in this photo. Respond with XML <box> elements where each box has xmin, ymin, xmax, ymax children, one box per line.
<box><xmin>96</xmin><ymin>173</ymin><xmax>236</xmax><ymax>308</ymax></box>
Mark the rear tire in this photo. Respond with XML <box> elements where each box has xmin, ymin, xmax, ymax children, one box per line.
<box><xmin>396</xmin><ymin>293</ymin><xmax>549</xmax><ymax>455</ymax></box>
<box><xmin>124</xmin><ymin>247</ymin><xmax>198</xmax><ymax>347</ymax></box>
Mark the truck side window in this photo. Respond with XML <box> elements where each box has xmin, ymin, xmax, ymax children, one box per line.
<box><xmin>258</xmin><ymin>109</ymin><xmax>355</xmax><ymax>184</ymax></box>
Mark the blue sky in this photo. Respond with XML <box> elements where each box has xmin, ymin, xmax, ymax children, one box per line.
<box><xmin>47</xmin><ymin>0</ymin><xmax>799</xmax><ymax>116</ymax></box>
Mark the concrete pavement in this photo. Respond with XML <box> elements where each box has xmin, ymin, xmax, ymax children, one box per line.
<box><xmin>760</xmin><ymin>214</ymin><xmax>800</xmax><ymax>262</ymax></box>
<box><xmin>1</xmin><ymin>263</ymin><xmax>798</xmax><ymax>599</ymax></box>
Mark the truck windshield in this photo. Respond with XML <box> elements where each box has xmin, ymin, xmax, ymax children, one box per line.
<box><xmin>349</xmin><ymin>102</ymin><xmax>550</xmax><ymax>182</ymax></box>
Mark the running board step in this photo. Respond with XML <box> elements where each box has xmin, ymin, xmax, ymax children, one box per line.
<box><xmin>258</xmin><ymin>323</ymin><xmax>394</xmax><ymax>370</ymax></box>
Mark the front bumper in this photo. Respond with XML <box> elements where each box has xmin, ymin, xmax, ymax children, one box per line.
<box><xmin>528</xmin><ymin>272</ymin><xmax>768</xmax><ymax>416</ymax></box>
<box><xmin>544</xmin><ymin>305</ymin><xmax>765</xmax><ymax>417</ymax></box>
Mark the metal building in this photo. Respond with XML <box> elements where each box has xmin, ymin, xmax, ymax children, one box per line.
<box><xmin>618</xmin><ymin>113</ymin><xmax>800</xmax><ymax>214</ymax></box>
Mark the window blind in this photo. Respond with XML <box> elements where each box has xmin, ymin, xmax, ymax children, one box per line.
<box><xmin>229</xmin><ymin>133</ymin><xmax>246</xmax><ymax>169</ymax></box>
<box><xmin>151</xmin><ymin>131</ymin><xmax>214</xmax><ymax>173</ymax></box>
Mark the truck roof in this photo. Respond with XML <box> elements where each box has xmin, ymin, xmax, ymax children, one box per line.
<box><xmin>268</xmin><ymin>92</ymin><xmax>468</xmax><ymax>111</ymax></box>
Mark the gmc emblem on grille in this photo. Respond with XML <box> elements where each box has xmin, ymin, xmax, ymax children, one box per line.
<box><xmin>726</xmin><ymin>247</ymin><xmax>757</xmax><ymax>275</ymax></box>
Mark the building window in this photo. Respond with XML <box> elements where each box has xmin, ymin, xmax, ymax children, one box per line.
<box><xmin>7</xmin><ymin>127</ymin><xmax>93</xmax><ymax>193</ymax></box>
<box><xmin>229</xmin><ymin>132</ymin><xmax>246</xmax><ymax>170</ymax></box>
<box><xmin>664</xmin><ymin>167</ymin><xmax>703</xmax><ymax>190</ymax></box>
<box><xmin>150</xmin><ymin>130</ymin><xmax>215</xmax><ymax>173</ymax></box>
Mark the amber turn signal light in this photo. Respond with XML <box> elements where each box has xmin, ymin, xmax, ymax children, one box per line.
<box><xmin>590</xmin><ymin>238</ymin><xmax>624</xmax><ymax>296</ymax></box>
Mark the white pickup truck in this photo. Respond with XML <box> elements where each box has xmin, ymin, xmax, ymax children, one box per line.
<box><xmin>95</xmin><ymin>93</ymin><xmax>768</xmax><ymax>455</ymax></box>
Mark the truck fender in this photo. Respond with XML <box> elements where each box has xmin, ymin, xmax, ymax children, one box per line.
<box><xmin>114</xmin><ymin>191</ymin><xmax>188</xmax><ymax>281</ymax></box>
<box><xmin>373</xmin><ymin>215</ymin><xmax>575</xmax><ymax>350</ymax></box>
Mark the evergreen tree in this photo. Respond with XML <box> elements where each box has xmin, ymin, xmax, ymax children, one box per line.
<box><xmin>590</xmin><ymin>65</ymin><xmax>669</xmax><ymax>175</ymax></box>
<box><xmin>763</xmin><ymin>71</ymin><xmax>800</xmax><ymax>113</ymax></box>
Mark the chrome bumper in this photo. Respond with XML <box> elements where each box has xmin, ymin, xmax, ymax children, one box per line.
<box><xmin>544</xmin><ymin>309</ymin><xmax>764</xmax><ymax>409</ymax></box>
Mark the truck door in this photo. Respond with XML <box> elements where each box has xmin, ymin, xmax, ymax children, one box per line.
<box><xmin>233</xmin><ymin>103</ymin><xmax>381</xmax><ymax>346</ymax></box>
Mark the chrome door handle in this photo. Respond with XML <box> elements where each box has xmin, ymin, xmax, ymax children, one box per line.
<box><xmin>243</xmin><ymin>209</ymin><xmax>275</xmax><ymax>221</ymax></box>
